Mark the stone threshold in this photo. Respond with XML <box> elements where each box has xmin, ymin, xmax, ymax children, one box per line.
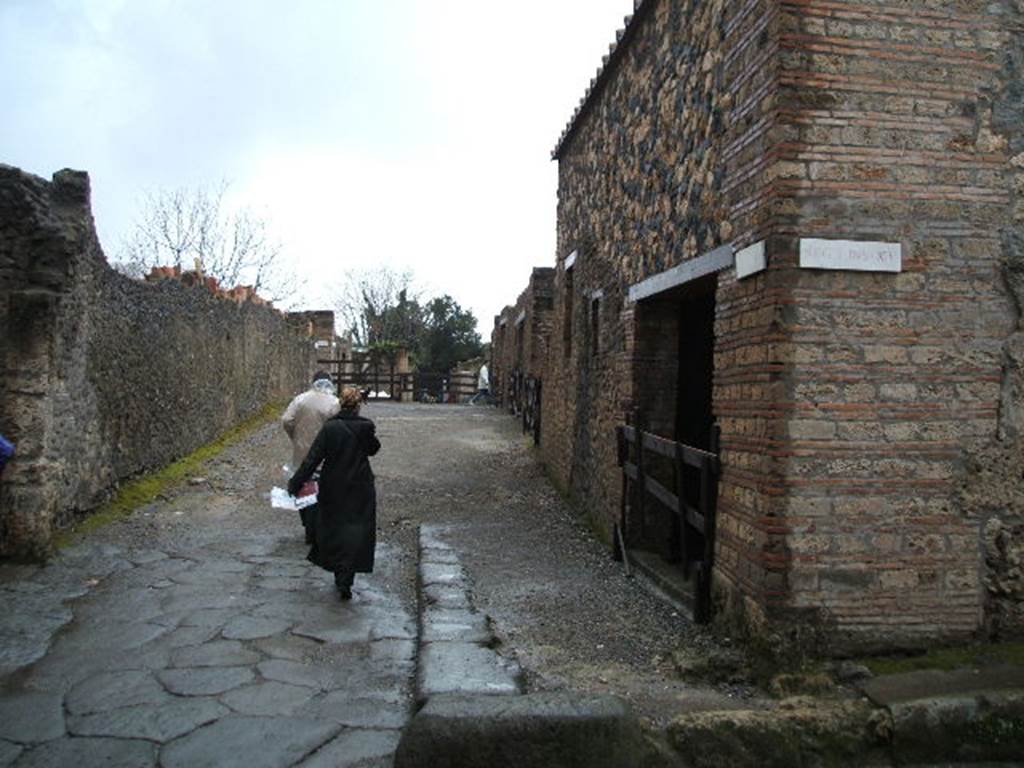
<box><xmin>628</xmin><ymin>548</ymin><xmax>696</xmax><ymax>622</ymax></box>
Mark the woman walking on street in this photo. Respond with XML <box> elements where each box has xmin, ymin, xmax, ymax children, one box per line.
<box><xmin>282</xmin><ymin>371</ymin><xmax>340</xmax><ymax>543</ymax></box>
<box><xmin>288</xmin><ymin>387</ymin><xmax>380</xmax><ymax>600</ymax></box>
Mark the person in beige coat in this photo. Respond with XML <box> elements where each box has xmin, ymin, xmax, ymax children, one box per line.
<box><xmin>282</xmin><ymin>372</ymin><xmax>340</xmax><ymax>541</ymax></box>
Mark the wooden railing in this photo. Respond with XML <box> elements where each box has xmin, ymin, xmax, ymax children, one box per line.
<box><xmin>413</xmin><ymin>371</ymin><xmax>478</xmax><ymax>403</ymax></box>
<box><xmin>616</xmin><ymin>419</ymin><xmax>721</xmax><ymax>623</ymax></box>
<box><xmin>317</xmin><ymin>359</ymin><xmax>411</xmax><ymax>400</ymax></box>
<box><xmin>521</xmin><ymin>377</ymin><xmax>542</xmax><ymax>445</ymax></box>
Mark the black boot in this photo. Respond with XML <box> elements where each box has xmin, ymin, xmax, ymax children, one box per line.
<box><xmin>333</xmin><ymin>570</ymin><xmax>353</xmax><ymax>601</ymax></box>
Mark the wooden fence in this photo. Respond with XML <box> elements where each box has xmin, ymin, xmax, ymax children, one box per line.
<box><xmin>616</xmin><ymin>419</ymin><xmax>721</xmax><ymax>623</ymax></box>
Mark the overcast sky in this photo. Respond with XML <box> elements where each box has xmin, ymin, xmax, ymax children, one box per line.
<box><xmin>1</xmin><ymin>0</ymin><xmax>634</xmax><ymax>333</ymax></box>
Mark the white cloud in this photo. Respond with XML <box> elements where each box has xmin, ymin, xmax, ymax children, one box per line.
<box><xmin>2</xmin><ymin>0</ymin><xmax>636</xmax><ymax>332</ymax></box>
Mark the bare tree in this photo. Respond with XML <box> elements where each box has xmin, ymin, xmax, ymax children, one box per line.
<box><xmin>333</xmin><ymin>267</ymin><xmax>422</xmax><ymax>347</ymax></box>
<box><xmin>114</xmin><ymin>183</ymin><xmax>302</xmax><ymax>304</ymax></box>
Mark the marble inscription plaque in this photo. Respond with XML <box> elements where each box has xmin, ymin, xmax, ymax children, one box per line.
<box><xmin>735</xmin><ymin>240</ymin><xmax>766</xmax><ymax>279</ymax></box>
<box><xmin>799</xmin><ymin>238</ymin><xmax>901</xmax><ymax>273</ymax></box>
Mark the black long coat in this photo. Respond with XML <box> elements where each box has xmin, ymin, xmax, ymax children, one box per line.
<box><xmin>288</xmin><ymin>410</ymin><xmax>380</xmax><ymax>574</ymax></box>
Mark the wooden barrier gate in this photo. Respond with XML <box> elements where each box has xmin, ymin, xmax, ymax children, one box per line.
<box><xmin>615</xmin><ymin>418</ymin><xmax>721</xmax><ymax>623</ymax></box>
<box><xmin>317</xmin><ymin>358</ymin><xmax>410</xmax><ymax>400</ymax></box>
<box><xmin>522</xmin><ymin>377</ymin><xmax>541</xmax><ymax>445</ymax></box>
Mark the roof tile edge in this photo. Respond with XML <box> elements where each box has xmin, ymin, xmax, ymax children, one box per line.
<box><xmin>551</xmin><ymin>0</ymin><xmax>653</xmax><ymax>160</ymax></box>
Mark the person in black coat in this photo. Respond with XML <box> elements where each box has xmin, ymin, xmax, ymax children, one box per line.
<box><xmin>288</xmin><ymin>387</ymin><xmax>380</xmax><ymax>600</ymax></box>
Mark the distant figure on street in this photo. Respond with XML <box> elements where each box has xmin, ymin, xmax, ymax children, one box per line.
<box><xmin>282</xmin><ymin>372</ymin><xmax>340</xmax><ymax>542</ymax></box>
<box><xmin>469</xmin><ymin>363</ymin><xmax>491</xmax><ymax>405</ymax></box>
<box><xmin>288</xmin><ymin>387</ymin><xmax>380</xmax><ymax>600</ymax></box>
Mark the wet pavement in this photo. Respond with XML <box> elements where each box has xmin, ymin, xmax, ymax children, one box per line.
<box><xmin>0</xmin><ymin>402</ymin><xmax>747</xmax><ymax>767</ymax></box>
<box><xmin>0</xmin><ymin>424</ymin><xmax>415</xmax><ymax>768</ymax></box>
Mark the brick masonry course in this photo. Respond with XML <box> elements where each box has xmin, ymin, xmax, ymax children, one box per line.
<box><xmin>0</xmin><ymin>165</ymin><xmax>315</xmax><ymax>558</ymax></box>
<box><xmin>492</xmin><ymin>0</ymin><xmax>1024</xmax><ymax>652</ymax></box>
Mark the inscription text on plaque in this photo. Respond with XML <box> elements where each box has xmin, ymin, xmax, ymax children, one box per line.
<box><xmin>799</xmin><ymin>238</ymin><xmax>901</xmax><ymax>273</ymax></box>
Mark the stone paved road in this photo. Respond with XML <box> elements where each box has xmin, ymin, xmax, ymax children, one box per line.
<box><xmin>0</xmin><ymin>422</ymin><xmax>415</xmax><ymax>768</ymax></box>
<box><xmin>1</xmin><ymin>401</ymin><xmax>755</xmax><ymax>767</ymax></box>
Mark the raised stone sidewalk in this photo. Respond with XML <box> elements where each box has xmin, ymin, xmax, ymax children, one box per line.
<box><xmin>412</xmin><ymin>524</ymin><xmax>522</xmax><ymax>703</ymax></box>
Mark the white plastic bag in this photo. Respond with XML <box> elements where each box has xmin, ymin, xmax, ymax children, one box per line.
<box><xmin>270</xmin><ymin>486</ymin><xmax>298</xmax><ymax>511</ymax></box>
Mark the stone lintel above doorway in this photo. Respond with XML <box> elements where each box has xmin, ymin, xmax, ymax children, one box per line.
<box><xmin>627</xmin><ymin>244</ymin><xmax>733</xmax><ymax>303</ymax></box>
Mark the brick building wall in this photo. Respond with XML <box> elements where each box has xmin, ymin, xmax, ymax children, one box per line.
<box><xmin>759</xmin><ymin>0</ymin><xmax>1022</xmax><ymax>647</ymax></box>
<box><xmin>489</xmin><ymin>268</ymin><xmax>555</xmax><ymax>412</ymax></box>
<box><xmin>543</xmin><ymin>0</ymin><xmax>789</xmax><ymax>595</ymax></box>
<box><xmin>490</xmin><ymin>307</ymin><xmax>513</xmax><ymax>409</ymax></box>
<box><xmin>520</xmin><ymin>0</ymin><xmax>1024</xmax><ymax>651</ymax></box>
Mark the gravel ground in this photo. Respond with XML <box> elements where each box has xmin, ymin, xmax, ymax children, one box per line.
<box><xmin>368</xmin><ymin>401</ymin><xmax>762</xmax><ymax>727</ymax></box>
<box><xmin>73</xmin><ymin>400</ymin><xmax>762</xmax><ymax>728</ymax></box>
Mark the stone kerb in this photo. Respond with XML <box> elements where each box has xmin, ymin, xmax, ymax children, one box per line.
<box><xmin>398</xmin><ymin>524</ymin><xmax>650</xmax><ymax>768</ymax></box>
<box><xmin>412</xmin><ymin>524</ymin><xmax>522</xmax><ymax>703</ymax></box>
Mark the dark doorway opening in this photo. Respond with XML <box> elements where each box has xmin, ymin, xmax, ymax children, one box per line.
<box><xmin>624</xmin><ymin>273</ymin><xmax>719</xmax><ymax>617</ymax></box>
<box><xmin>675</xmin><ymin>280</ymin><xmax>715</xmax><ymax>452</ymax></box>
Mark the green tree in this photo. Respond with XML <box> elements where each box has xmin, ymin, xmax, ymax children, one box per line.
<box><xmin>416</xmin><ymin>295</ymin><xmax>482</xmax><ymax>372</ymax></box>
<box><xmin>334</xmin><ymin>267</ymin><xmax>422</xmax><ymax>347</ymax></box>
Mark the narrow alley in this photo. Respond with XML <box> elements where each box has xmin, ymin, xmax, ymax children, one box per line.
<box><xmin>0</xmin><ymin>403</ymin><xmax>725</xmax><ymax>768</ymax></box>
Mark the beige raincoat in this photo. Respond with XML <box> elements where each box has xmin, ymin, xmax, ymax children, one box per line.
<box><xmin>282</xmin><ymin>383</ymin><xmax>340</xmax><ymax>468</ymax></box>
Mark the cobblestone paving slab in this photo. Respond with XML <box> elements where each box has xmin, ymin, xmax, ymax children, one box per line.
<box><xmin>0</xmin><ymin>590</ymin><xmax>72</xmax><ymax>675</ymax></box>
<box><xmin>417</xmin><ymin>642</ymin><xmax>522</xmax><ymax>700</ymax></box>
<box><xmin>0</xmin><ymin>692</ymin><xmax>64</xmax><ymax>742</ymax></box>
<box><xmin>157</xmin><ymin>666</ymin><xmax>256</xmax><ymax>696</ymax></box>
<box><xmin>415</xmin><ymin>525</ymin><xmax>523</xmax><ymax>704</ymax></box>
<box><xmin>419</xmin><ymin>563</ymin><xmax>467</xmax><ymax>588</ymax></box>
<box><xmin>169</xmin><ymin>639</ymin><xmax>262</xmax><ymax>668</ymax></box>
<box><xmin>252</xmin><ymin>634</ymin><xmax>325</xmax><ymax>661</ymax></box>
<box><xmin>160</xmin><ymin>716</ymin><xmax>340</xmax><ymax>768</ymax></box>
<box><xmin>66</xmin><ymin>670</ymin><xmax>170</xmax><ymax>715</ymax></box>
<box><xmin>299</xmin><ymin>692</ymin><xmax>411</xmax><ymax>729</ymax></box>
<box><xmin>222</xmin><ymin>615</ymin><xmax>295</xmax><ymax>640</ymax></box>
<box><xmin>0</xmin><ymin>420</ymin><xmax>417</xmax><ymax>766</ymax></box>
<box><xmin>297</xmin><ymin>728</ymin><xmax>402</xmax><ymax>768</ymax></box>
<box><xmin>220</xmin><ymin>681</ymin><xmax>317</xmax><ymax>716</ymax></box>
<box><xmin>293</xmin><ymin>618</ymin><xmax>375</xmax><ymax>645</ymax></box>
<box><xmin>13</xmin><ymin>737</ymin><xmax>157</xmax><ymax>767</ymax></box>
<box><xmin>0</xmin><ymin>740</ymin><xmax>22</xmax><ymax>767</ymax></box>
<box><xmin>421</xmin><ymin>608</ymin><xmax>491</xmax><ymax>644</ymax></box>
<box><xmin>258</xmin><ymin>663</ymin><xmax>333</xmax><ymax>692</ymax></box>
<box><xmin>67</xmin><ymin>698</ymin><xmax>228</xmax><ymax>742</ymax></box>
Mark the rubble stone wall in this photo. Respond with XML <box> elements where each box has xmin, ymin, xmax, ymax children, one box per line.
<box><xmin>0</xmin><ymin>166</ymin><xmax>315</xmax><ymax>558</ymax></box>
<box><xmin>490</xmin><ymin>308</ymin><xmax>514</xmax><ymax>409</ymax></box>
<box><xmin>543</xmin><ymin>0</ymin><xmax>788</xmax><ymax>590</ymax></box>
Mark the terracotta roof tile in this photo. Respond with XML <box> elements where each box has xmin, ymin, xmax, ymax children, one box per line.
<box><xmin>552</xmin><ymin>1</ymin><xmax>652</xmax><ymax>159</ymax></box>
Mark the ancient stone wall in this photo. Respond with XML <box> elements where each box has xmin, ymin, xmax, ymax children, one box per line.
<box><xmin>0</xmin><ymin>166</ymin><xmax>315</xmax><ymax>558</ymax></box>
<box><xmin>490</xmin><ymin>307</ymin><xmax>514</xmax><ymax>409</ymax></box>
<box><xmin>765</xmin><ymin>0</ymin><xmax>1023</xmax><ymax>648</ymax></box>
<box><xmin>489</xmin><ymin>269</ymin><xmax>555</xmax><ymax>412</ymax></box>
<box><xmin>543</xmin><ymin>0</ymin><xmax>786</xmax><ymax>573</ymax></box>
<box><xmin>532</xmin><ymin>0</ymin><xmax>1024</xmax><ymax>650</ymax></box>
